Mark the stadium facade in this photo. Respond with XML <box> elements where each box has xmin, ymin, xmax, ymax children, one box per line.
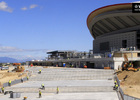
<box><xmin>87</xmin><ymin>3</ymin><xmax>140</xmax><ymax>53</ymax></box>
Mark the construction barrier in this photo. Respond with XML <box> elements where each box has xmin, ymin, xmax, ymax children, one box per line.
<box><xmin>0</xmin><ymin>71</ymin><xmax>32</xmax><ymax>93</ymax></box>
<box><xmin>10</xmin><ymin>92</ymin><xmax>21</xmax><ymax>98</ymax></box>
<box><xmin>115</xmin><ymin>75</ymin><xmax>140</xmax><ymax>100</ymax></box>
<box><xmin>3</xmin><ymin>77</ymin><xmax>28</xmax><ymax>87</ymax></box>
<box><xmin>104</xmin><ymin>67</ymin><xmax>111</xmax><ymax>69</ymax></box>
<box><xmin>2</xmin><ymin>71</ymin><xmax>32</xmax><ymax>88</ymax></box>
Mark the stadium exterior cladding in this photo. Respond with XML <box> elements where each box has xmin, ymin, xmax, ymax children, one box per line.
<box><xmin>87</xmin><ymin>3</ymin><xmax>140</xmax><ymax>53</ymax></box>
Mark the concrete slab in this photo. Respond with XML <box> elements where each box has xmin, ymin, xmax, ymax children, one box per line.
<box><xmin>1</xmin><ymin>67</ymin><xmax>118</xmax><ymax>100</ymax></box>
<box><xmin>0</xmin><ymin>92</ymin><xmax>118</xmax><ymax>100</ymax></box>
<box><xmin>9</xmin><ymin>80</ymin><xmax>114</xmax><ymax>87</ymax></box>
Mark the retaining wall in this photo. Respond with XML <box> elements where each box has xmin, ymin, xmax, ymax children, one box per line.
<box><xmin>0</xmin><ymin>70</ymin><xmax>32</xmax><ymax>93</ymax></box>
<box><xmin>115</xmin><ymin>75</ymin><xmax>140</xmax><ymax>100</ymax></box>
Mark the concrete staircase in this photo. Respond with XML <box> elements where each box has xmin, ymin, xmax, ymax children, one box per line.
<box><xmin>5</xmin><ymin>67</ymin><xmax>115</xmax><ymax>93</ymax></box>
<box><xmin>29</xmin><ymin>67</ymin><xmax>114</xmax><ymax>81</ymax></box>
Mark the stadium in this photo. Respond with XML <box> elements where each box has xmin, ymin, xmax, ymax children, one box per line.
<box><xmin>87</xmin><ymin>3</ymin><xmax>140</xmax><ymax>53</ymax></box>
<box><xmin>30</xmin><ymin>3</ymin><xmax>140</xmax><ymax>70</ymax></box>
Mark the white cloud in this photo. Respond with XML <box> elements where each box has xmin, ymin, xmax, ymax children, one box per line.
<box><xmin>0</xmin><ymin>46</ymin><xmax>23</xmax><ymax>52</ymax></box>
<box><xmin>21</xmin><ymin>4</ymin><xmax>38</xmax><ymax>11</ymax></box>
<box><xmin>0</xmin><ymin>46</ymin><xmax>49</xmax><ymax>61</ymax></box>
<box><xmin>30</xmin><ymin>4</ymin><xmax>38</xmax><ymax>9</ymax></box>
<box><xmin>0</xmin><ymin>1</ymin><xmax>13</xmax><ymax>13</ymax></box>
<box><xmin>21</xmin><ymin>7</ymin><xmax>27</xmax><ymax>10</ymax></box>
<box><xmin>0</xmin><ymin>46</ymin><xmax>49</xmax><ymax>53</ymax></box>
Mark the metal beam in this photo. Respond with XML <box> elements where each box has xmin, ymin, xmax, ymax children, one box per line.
<box><xmin>92</xmin><ymin>33</ymin><xmax>96</xmax><ymax>39</ymax></box>
<box><xmin>92</xmin><ymin>25</ymin><xmax>105</xmax><ymax>35</ymax></box>
<box><xmin>91</xmin><ymin>28</ymin><xmax>98</xmax><ymax>37</ymax></box>
<box><xmin>127</xmin><ymin>16</ymin><xmax>140</xmax><ymax>25</ymax></box>
<box><xmin>92</xmin><ymin>32</ymin><xmax>97</xmax><ymax>38</ymax></box>
<box><xmin>98</xmin><ymin>20</ymin><xmax>113</xmax><ymax>32</ymax></box>
<box><xmin>93</xmin><ymin>28</ymin><xmax>102</xmax><ymax>36</ymax></box>
<box><xmin>105</xmin><ymin>18</ymin><xmax>121</xmax><ymax>30</ymax></box>
<box><xmin>114</xmin><ymin>16</ymin><xmax>130</xmax><ymax>27</ymax></box>
<box><xmin>94</xmin><ymin>23</ymin><xmax>108</xmax><ymax>34</ymax></box>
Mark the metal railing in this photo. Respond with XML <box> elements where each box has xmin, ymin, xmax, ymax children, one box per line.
<box><xmin>111</xmin><ymin>47</ymin><xmax>138</xmax><ymax>52</ymax></box>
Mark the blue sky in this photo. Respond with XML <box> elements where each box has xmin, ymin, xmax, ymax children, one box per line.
<box><xmin>0</xmin><ymin>0</ymin><xmax>139</xmax><ymax>60</ymax></box>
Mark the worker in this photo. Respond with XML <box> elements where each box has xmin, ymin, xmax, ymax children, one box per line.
<box><xmin>57</xmin><ymin>86</ymin><xmax>59</xmax><ymax>94</ymax></box>
<box><xmin>30</xmin><ymin>63</ymin><xmax>33</xmax><ymax>67</ymax></box>
<box><xmin>27</xmin><ymin>76</ymin><xmax>29</xmax><ymax>80</ymax></box>
<box><xmin>8</xmin><ymin>80</ymin><xmax>11</xmax><ymax>86</ymax></box>
<box><xmin>39</xmin><ymin>90</ymin><xmax>42</xmax><ymax>98</ymax></box>
<box><xmin>114</xmin><ymin>81</ymin><xmax>117</xmax><ymax>85</ymax></box>
<box><xmin>128</xmin><ymin>62</ymin><xmax>133</xmax><ymax>67</ymax></box>
<box><xmin>39</xmin><ymin>69</ymin><xmax>41</xmax><ymax>74</ymax></box>
<box><xmin>41</xmin><ymin>84</ymin><xmax>45</xmax><ymax>90</ymax></box>
<box><xmin>113</xmin><ymin>84</ymin><xmax>118</xmax><ymax>90</ymax></box>
<box><xmin>72</xmin><ymin>64</ymin><xmax>74</xmax><ymax>68</ymax></box>
<box><xmin>84</xmin><ymin>65</ymin><xmax>87</xmax><ymax>68</ymax></box>
<box><xmin>129</xmin><ymin>63</ymin><xmax>131</xmax><ymax>67</ymax></box>
<box><xmin>21</xmin><ymin>77</ymin><xmax>23</xmax><ymax>83</ymax></box>
<box><xmin>1</xmin><ymin>87</ymin><xmax>4</xmax><ymax>93</ymax></box>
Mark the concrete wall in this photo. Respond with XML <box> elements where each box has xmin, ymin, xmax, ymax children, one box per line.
<box><xmin>94</xmin><ymin>61</ymin><xmax>114</xmax><ymax>69</ymax></box>
<box><xmin>113</xmin><ymin>53</ymin><xmax>138</xmax><ymax>58</ymax></box>
<box><xmin>114</xmin><ymin>53</ymin><xmax>122</xmax><ymax>57</ymax></box>
<box><xmin>87</xmin><ymin>58</ymin><xmax>114</xmax><ymax>69</ymax></box>
<box><xmin>114</xmin><ymin>61</ymin><xmax>123</xmax><ymax>70</ymax></box>
<box><xmin>132</xmin><ymin>53</ymin><xmax>138</xmax><ymax>57</ymax></box>
<box><xmin>125</xmin><ymin>53</ymin><xmax>138</xmax><ymax>58</ymax></box>
<box><xmin>93</xmin><ymin>31</ymin><xmax>137</xmax><ymax>53</ymax></box>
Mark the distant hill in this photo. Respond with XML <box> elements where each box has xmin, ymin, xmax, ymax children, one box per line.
<box><xmin>0</xmin><ymin>57</ymin><xmax>41</xmax><ymax>63</ymax></box>
<box><xmin>0</xmin><ymin>57</ymin><xmax>19</xmax><ymax>63</ymax></box>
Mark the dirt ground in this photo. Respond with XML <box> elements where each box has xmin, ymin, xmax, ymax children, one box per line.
<box><xmin>0</xmin><ymin>66</ymin><xmax>27</xmax><ymax>88</ymax></box>
<box><xmin>117</xmin><ymin>70</ymin><xmax>140</xmax><ymax>98</ymax></box>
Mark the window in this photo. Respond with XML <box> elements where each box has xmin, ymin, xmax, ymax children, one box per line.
<box><xmin>138</xmin><ymin>53</ymin><xmax>140</xmax><ymax>57</ymax></box>
<box><xmin>122</xmin><ymin>40</ymin><xmax>127</xmax><ymax>48</ymax></box>
<box><xmin>100</xmin><ymin>42</ymin><xmax>109</xmax><ymax>51</ymax></box>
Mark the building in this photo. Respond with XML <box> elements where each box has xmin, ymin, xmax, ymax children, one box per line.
<box><xmin>47</xmin><ymin>50</ymin><xmax>88</xmax><ymax>60</ymax></box>
<box><xmin>28</xmin><ymin>3</ymin><xmax>140</xmax><ymax>70</ymax></box>
<box><xmin>86</xmin><ymin>3</ymin><xmax>140</xmax><ymax>69</ymax></box>
<box><xmin>87</xmin><ymin>3</ymin><xmax>140</xmax><ymax>53</ymax></box>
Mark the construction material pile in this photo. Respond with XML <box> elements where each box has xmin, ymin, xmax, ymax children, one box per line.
<box><xmin>117</xmin><ymin>70</ymin><xmax>140</xmax><ymax>98</ymax></box>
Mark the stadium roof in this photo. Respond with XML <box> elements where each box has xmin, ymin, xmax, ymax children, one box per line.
<box><xmin>87</xmin><ymin>3</ymin><xmax>140</xmax><ymax>39</ymax></box>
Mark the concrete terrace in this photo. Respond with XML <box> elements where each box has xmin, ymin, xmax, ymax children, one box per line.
<box><xmin>0</xmin><ymin>66</ymin><xmax>119</xmax><ymax>100</ymax></box>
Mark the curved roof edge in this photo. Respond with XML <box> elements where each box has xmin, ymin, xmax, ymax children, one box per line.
<box><xmin>87</xmin><ymin>3</ymin><xmax>132</xmax><ymax>29</ymax></box>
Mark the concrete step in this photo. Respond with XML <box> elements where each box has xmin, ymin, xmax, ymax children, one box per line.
<box><xmin>29</xmin><ymin>77</ymin><xmax>113</xmax><ymax>81</ymax></box>
<box><xmin>5</xmin><ymin>86</ymin><xmax>114</xmax><ymax>93</ymax></box>
<box><xmin>29</xmin><ymin>73</ymin><xmax>114</xmax><ymax>81</ymax></box>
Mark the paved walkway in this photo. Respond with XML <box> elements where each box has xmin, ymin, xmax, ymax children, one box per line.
<box><xmin>0</xmin><ymin>92</ymin><xmax>118</xmax><ymax>100</ymax></box>
<box><xmin>0</xmin><ymin>66</ymin><xmax>119</xmax><ymax>100</ymax></box>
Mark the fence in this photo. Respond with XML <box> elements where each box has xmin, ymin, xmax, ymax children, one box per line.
<box><xmin>115</xmin><ymin>75</ymin><xmax>140</xmax><ymax>100</ymax></box>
